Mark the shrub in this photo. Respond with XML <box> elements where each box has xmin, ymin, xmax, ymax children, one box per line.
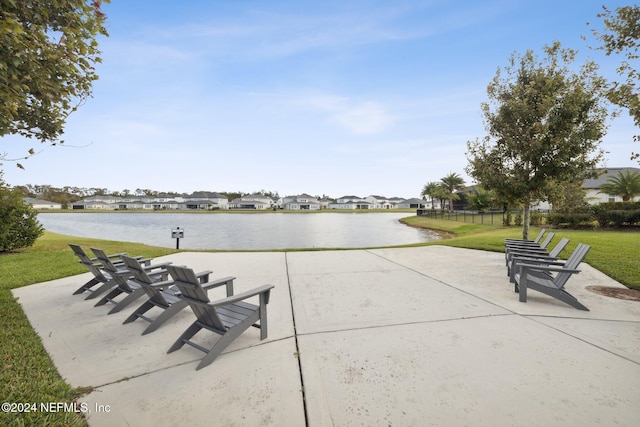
<box><xmin>530</xmin><ymin>211</ymin><xmax>545</xmax><ymax>226</ymax></box>
<box><xmin>503</xmin><ymin>211</ymin><xmax>512</xmax><ymax>226</ymax></box>
<box><xmin>548</xmin><ymin>212</ymin><xmax>593</xmax><ymax>227</ymax></box>
<box><xmin>514</xmin><ymin>212</ymin><xmax>522</xmax><ymax>226</ymax></box>
<box><xmin>0</xmin><ymin>183</ymin><xmax>44</xmax><ymax>252</ymax></box>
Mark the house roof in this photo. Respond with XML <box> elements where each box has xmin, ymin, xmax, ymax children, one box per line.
<box><xmin>400</xmin><ymin>198</ymin><xmax>427</xmax><ymax>204</ymax></box>
<box><xmin>24</xmin><ymin>197</ymin><xmax>59</xmax><ymax>205</ymax></box>
<box><xmin>583</xmin><ymin>167</ymin><xmax>640</xmax><ymax>189</ymax></box>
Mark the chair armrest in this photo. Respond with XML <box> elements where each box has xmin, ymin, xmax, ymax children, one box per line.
<box><xmin>202</xmin><ymin>276</ymin><xmax>236</xmax><ymax>297</ymax></box>
<box><xmin>511</xmin><ymin>254</ymin><xmax>560</xmax><ymax>263</ymax></box>
<box><xmin>209</xmin><ymin>284</ymin><xmax>274</xmax><ymax>308</ymax></box>
<box><xmin>148</xmin><ymin>279</ymin><xmax>175</xmax><ymax>289</ymax></box>
<box><xmin>108</xmin><ymin>252</ymin><xmax>127</xmax><ymax>259</ymax></box>
<box><xmin>515</xmin><ymin>258</ymin><xmax>567</xmax><ymax>267</ymax></box>
<box><xmin>196</xmin><ymin>270</ymin><xmax>213</xmax><ymax>283</ymax></box>
<box><xmin>143</xmin><ymin>262</ymin><xmax>172</xmax><ymax>271</ymax></box>
<box><xmin>506</xmin><ymin>243</ymin><xmax>544</xmax><ymax>250</ymax></box>
<box><xmin>519</xmin><ymin>263</ymin><xmax>581</xmax><ymax>274</ymax></box>
<box><xmin>507</xmin><ymin>247</ymin><xmax>549</xmax><ymax>255</ymax></box>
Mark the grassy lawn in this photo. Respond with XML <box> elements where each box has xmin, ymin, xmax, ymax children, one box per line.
<box><xmin>1</xmin><ymin>221</ymin><xmax>638</xmax><ymax>426</ymax></box>
<box><xmin>0</xmin><ymin>233</ymin><xmax>177</xmax><ymax>427</ymax></box>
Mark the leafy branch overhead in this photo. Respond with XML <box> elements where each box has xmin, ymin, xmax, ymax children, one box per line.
<box><xmin>587</xmin><ymin>4</ymin><xmax>640</xmax><ymax>160</ymax></box>
<box><xmin>0</xmin><ymin>0</ymin><xmax>109</xmax><ymax>164</ymax></box>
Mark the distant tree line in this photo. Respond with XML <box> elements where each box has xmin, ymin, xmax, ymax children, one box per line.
<box><xmin>12</xmin><ymin>185</ymin><xmax>296</xmax><ymax>208</ymax></box>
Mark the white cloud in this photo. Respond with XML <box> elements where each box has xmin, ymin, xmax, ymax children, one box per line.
<box><xmin>302</xmin><ymin>94</ymin><xmax>394</xmax><ymax>134</ymax></box>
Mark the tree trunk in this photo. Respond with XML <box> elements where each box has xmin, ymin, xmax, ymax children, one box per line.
<box><xmin>522</xmin><ymin>203</ymin><xmax>531</xmax><ymax>240</ymax></box>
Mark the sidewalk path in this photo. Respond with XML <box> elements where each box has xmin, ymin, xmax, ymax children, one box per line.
<box><xmin>12</xmin><ymin>246</ymin><xmax>640</xmax><ymax>426</ymax></box>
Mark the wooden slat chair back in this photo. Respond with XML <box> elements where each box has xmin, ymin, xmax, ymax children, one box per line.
<box><xmin>508</xmin><ymin>237</ymin><xmax>570</xmax><ymax>281</ymax></box>
<box><xmin>554</xmin><ymin>244</ymin><xmax>591</xmax><ymax>289</ymax></box>
<box><xmin>121</xmin><ymin>255</ymin><xmax>174</xmax><ymax>308</ymax></box>
<box><xmin>91</xmin><ymin>247</ymin><xmax>147</xmax><ymax>314</ymax></box>
<box><xmin>121</xmin><ymin>255</ymin><xmax>189</xmax><ymax>334</ymax></box>
<box><xmin>122</xmin><ymin>256</ymin><xmax>232</xmax><ymax>335</ymax></box>
<box><xmin>505</xmin><ymin>229</ymin><xmax>545</xmax><ymax>244</ymax></box>
<box><xmin>505</xmin><ymin>232</ymin><xmax>555</xmax><ymax>265</ymax></box>
<box><xmin>69</xmin><ymin>244</ymin><xmax>119</xmax><ymax>299</ymax></box>
<box><xmin>166</xmin><ymin>265</ymin><xmax>274</xmax><ymax>370</ymax></box>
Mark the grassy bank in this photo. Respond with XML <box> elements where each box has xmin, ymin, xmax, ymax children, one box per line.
<box><xmin>0</xmin><ymin>233</ymin><xmax>176</xmax><ymax>427</ymax></box>
<box><xmin>1</xmin><ymin>221</ymin><xmax>638</xmax><ymax>426</ymax></box>
<box><xmin>402</xmin><ymin>216</ymin><xmax>640</xmax><ymax>290</ymax></box>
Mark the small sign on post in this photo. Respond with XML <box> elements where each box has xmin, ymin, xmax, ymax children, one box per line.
<box><xmin>171</xmin><ymin>227</ymin><xmax>184</xmax><ymax>249</ymax></box>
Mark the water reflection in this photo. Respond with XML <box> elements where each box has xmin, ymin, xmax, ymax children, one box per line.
<box><xmin>37</xmin><ymin>212</ymin><xmax>440</xmax><ymax>250</ymax></box>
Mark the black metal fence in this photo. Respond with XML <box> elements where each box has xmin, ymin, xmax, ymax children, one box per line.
<box><xmin>416</xmin><ymin>209</ymin><xmax>551</xmax><ymax>226</ymax></box>
<box><xmin>416</xmin><ymin>209</ymin><xmax>505</xmax><ymax>225</ymax></box>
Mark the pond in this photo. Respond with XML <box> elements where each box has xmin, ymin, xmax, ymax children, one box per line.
<box><xmin>37</xmin><ymin>212</ymin><xmax>440</xmax><ymax>250</ymax></box>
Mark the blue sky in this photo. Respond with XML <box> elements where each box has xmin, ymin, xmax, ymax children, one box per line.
<box><xmin>2</xmin><ymin>0</ymin><xmax>638</xmax><ymax>198</ymax></box>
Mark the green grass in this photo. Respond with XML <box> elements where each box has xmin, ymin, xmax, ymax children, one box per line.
<box><xmin>0</xmin><ymin>233</ymin><xmax>176</xmax><ymax>427</ymax></box>
<box><xmin>1</xmin><ymin>221</ymin><xmax>639</xmax><ymax>426</ymax></box>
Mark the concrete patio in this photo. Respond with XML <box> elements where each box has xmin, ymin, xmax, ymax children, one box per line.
<box><xmin>12</xmin><ymin>246</ymin><xmax>640</xmax><ymax>426</ymax></box>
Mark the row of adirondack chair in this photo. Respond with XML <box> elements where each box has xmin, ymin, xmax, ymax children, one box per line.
<box><xmin>504</xmin><ymin>229</ymin><xmax>591</xmax><ymax>311</ymax></box>
<box><xmin>68</xmin><ymin>244</ymin><xmax>274</xmax><ymax>370</ymax></box>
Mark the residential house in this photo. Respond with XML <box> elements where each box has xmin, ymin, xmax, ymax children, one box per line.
<box><xmin>583</xmin><ymin>167</ymin><xmax>640</xmax><ymax>203</ymax></box>
<box><xmin>365</xmin><ymin>195</ymin><xmax>394</xmax><ymax>209</ymax></box>
<box><xmin>24</xmin><ymin>197</ymin><xmax>62</xmax><ymax>210</ymax></box>
<box><xmin>397</xmin><ymin>198</ymin><xmax>427</xmax><ymax>209</ymax></box>
<box><xmin>184</xmin><ymin>192</ymin><xmax>229</xmax><ymax>210</ymax></box>
<box><xmin>317</xmin><ymin>197</ymin><xmax>333</xmax><ymax>209</ymax></box>
<box><xmin>329</xmin><ymin>196</ymin><xmax>372</xmax><ymax>209</ymax></box>
<box><xmin>282</xmin><ymin>194</ymin><xmax>321</xmax><ymax>210</ymax></box>
<box><xmin>230</xmin><ymin>194</ymin><xmax>273</xmax><ymax>210</ymax></box>
<box><xmin>72</xmin><ymin>195</ymin><xmax>119</xmax><ymax>210</ymax></box>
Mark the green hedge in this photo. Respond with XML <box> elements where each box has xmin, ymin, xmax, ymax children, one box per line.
<box><xmin>548</xmin><ymin>202</ymin><xmax>640</xmax><ymax>228</ymax></box>
<box><xmin>547</xmin><ymin>212</ymin><xmax>593</xmax><ymax>227</ymax></box>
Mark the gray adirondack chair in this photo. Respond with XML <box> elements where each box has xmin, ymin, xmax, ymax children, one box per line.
<box><xmin>507</xmin><ymin>237</ymin><xmax>570</xmax><ymax>281</ymax></box>
<box><xmin>69</xmin><ymin>244</ymin><xmax>132</xmax><ymax>299</ymax></box>
<box><xmin>166</xmin><ymin>265</ymin><xmax>274</xmax><ymax>370</ymax></box>
<box><xmin>505</xmin><ymin>229</ymin><xmax>545</xmax><ymax>245</ymax></box>
<box><xmin>514</xmin><ymin>243</ymin><xmax>591</xmax><ymax>311</ymax></box>
<box><xmin>121</xmin><ymin>255</ymin><xmax>236</xmax><ymax>335</ymax></box>
<box><xmin>91</xmin><ymin>248</ymin><xmax>170</xmax><ymax>314</ymax></box>
<box><xmin>505</xmin><ymin>232</ymin><xmax>555</xmax><ymax>265</ymax></box>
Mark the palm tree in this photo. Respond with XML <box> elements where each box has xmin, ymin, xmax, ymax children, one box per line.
<box><xmin>421</xmin><ymin>182</ymin><xmax>440</xmax><ymax>210</ymax></box>
<box><xmin>469</xmin><ymin>187</ymin><xmax>495</xmax><ymax>212</ymax></box>
<box><xmin>440</xmin><ymin>172</ymin><xmax>466</xmax><ymax>212</ymax></box>
<box><xmin>599</xmin><ymin>170</ymin><xmax>640</xmax><ymax>202</ymax></box>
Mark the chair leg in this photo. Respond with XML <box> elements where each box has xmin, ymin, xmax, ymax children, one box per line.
<box><xmin>168</xmin><ymin>322</ymin><xmax>203</xmax><ymax>353</ymax></box>
<box><xmin>123</xmin><ymin>300</ymin><xmax>155</xmax><ymax>324</ymax></box>
<box><xmin>73</xmin><ymin>277</ymin><xmax>100</xmax><ymax>295</ymax></box>
<box><xmin>94</xmin><ymin>287</ymin><xmax>123</xmax><ymax>307</ymax></box>
<box><xmin>196</xmin><ymin>314</ymin><xmax>258</xmax><ymax>370</ymax></box>
<box><xmin>141</xmin><ymin>301</ymin><xmax>188</xmax><ymax>335</ymax></box>
<box><xmin>107</xmin><ymin>288</ymin><xmax>145</xmax><ymax>314</ymax></box>
<box><xmin>259</xmin><ymin>299</ymin><xmax>268</xmax><ymax>340</ymax></box>
<box><xmin>518</xmin><ymin>282</ymin><xmax>528</xmax><ymax>303</ymax></box>
<box><xmin>85</xmin><ymin>280</ymin><xmax>117</xmax><ymax>300</ymax></box>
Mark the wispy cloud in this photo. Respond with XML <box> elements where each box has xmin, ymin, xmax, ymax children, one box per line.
<box><xmin>302</xmin><ymin>94</ymin><xmax>394</xmax><ymax>134</ymax></box>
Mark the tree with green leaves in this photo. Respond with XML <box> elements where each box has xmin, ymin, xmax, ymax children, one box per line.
<box><xmin>546</xmin><ymin>179</ymin><xmax>590</xmax><ymax>213</ymax></box>
<box><xmin>1</xmin><ymin>0</ymin><xmax>109</xmax><ymax>168</ymax></box>
<box><xmin>468</xmin><ymin>187</ymin><xmax>496</xmax><ymax>212</ymax></box>
<box><xmin>420</xmin><ymin>181</ymin><xmax>441</xmax><ymax>210</ymax></box>
<box><xmin>0</xmin><ymin>172</ymin><xmax>43</xmax><ymax>252</ymax></box>
<box><xmin>466</xmin><ymin>42</ymin><xmax>608</xmax><ymax>239</ymax></box>
<box><xmin>587</xmin><ymin>5</ymin><xmax>639</xmax><ymax>161</ymax></box>
<box><xmin>599</xmin><ymin>169</ymin><xmax>640</xmax><ymax>201</ymax></box>
<box><xmin>439</xmin><ymin>172</ymin><xmax>465</xmax><ymax>212</ymax></box>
